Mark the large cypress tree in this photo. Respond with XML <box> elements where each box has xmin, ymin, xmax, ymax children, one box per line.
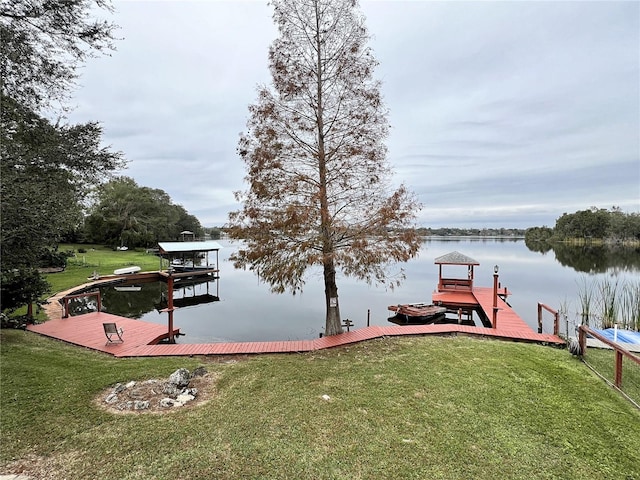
<box><xmin>228</xmin><ymin>0</ymin><xmax>421</xmax><ymax>336</ymax></box>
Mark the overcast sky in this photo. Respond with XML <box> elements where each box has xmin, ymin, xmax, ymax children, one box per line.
<box><xmin>68</xmin><ymin>0</ymin><xmax>640</xmax><ymax>229</ymax></box>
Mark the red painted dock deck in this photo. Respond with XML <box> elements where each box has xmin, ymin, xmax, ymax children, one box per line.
<box><xmin>27</xmin><ymin>295</ymin><xmax>564</xmax><ymax>358</ymax></box>
<box><xmin>433</xmin><ymin>286</ymin><xmax>563</xmax><ymax>344</ymax></box>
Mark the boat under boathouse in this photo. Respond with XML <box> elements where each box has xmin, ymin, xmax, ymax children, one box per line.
<box><xmin>158</xmin><ymin>240</ymin><xmax>223</xmax><ymax>274</ymax></box>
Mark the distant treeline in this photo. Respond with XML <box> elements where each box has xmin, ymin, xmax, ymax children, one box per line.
<box><xmin>416</xmin><ymin>227</ymin><xmax>526</xmax><ymax>237</ymax></box>
<box><xmin>525</xmin><ymin>207</ymin><xmax>640</xmax><ymax>247</ymax></box>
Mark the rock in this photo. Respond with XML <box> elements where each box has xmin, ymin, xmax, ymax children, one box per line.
<box><xmin>189</xmin><ymin>387</ymin><xmax>198</xmax><ymax>396</ymax></box>
<box><xmin>104</xmin><ymin>366</ymin><xmax>209</xmax><ymax>412</ymax></box>
<box><xmin>134</xmin><ymin>400</ymin><xmax>150</xmax><ymax>410</ymax></box>
<box><xmin>168</xmin><ymin>368</ymin><xmax>190</xmax><ymax>388</ymax></box>
<box><xmin>176</xmin><ymin>393</ymin><xmax>195</xmax><ymax>404</ymax></box>
<box><xmin>321</xmin><ymin>394</ymin><xmax>331</xmax><ymax>401</ymax></box>
<box><xmin>182</xmin><ymin>387</ymin><xmax>198</xmax><ymax>397</ymax></box>
<box><xmin>105</xmin><ymin>393</ymin><xmax>119</xmax><ymax>404</ymax></box>
<box><xmin>162</xmin><ymin>383</ymin><xmax>179</xmax><ymax>396</ymax></box>
<box><xmin>117</xmin><ymin>401</ymin><xmax>134</xmax><ymax>410</ymax></box>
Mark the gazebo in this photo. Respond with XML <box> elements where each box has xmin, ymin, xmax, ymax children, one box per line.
<box><xmin>434</xmin><ymin>251</ymin><xmax>480</xmax><ymax>292</ymax></box>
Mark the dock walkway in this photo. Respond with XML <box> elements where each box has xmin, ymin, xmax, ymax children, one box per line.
<box><xmin>27</xmin><ymin>307</ymin><xmax>564</xmax><ymax>358</ymax></box>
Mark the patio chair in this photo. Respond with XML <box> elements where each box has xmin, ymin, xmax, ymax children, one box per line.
<box><xmin>103</xmin><ymin>322</ymin><xmax>124</xmax><ymax>344</ymax></box>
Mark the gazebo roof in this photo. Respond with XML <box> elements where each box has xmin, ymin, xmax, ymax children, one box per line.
<box><xmin>434</xmin><ymin>251</ymin><xmax>479</xmax><ymax>266</ymax></box>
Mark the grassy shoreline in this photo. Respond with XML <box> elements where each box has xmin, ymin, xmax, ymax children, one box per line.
<box><xmin>45</xmin><ymin>243</ymin><xmax>167</xmax><ymax>294</ymax></box>
<box><xmin>1</xmin><ymin>331</ymin><xmax>639</xmax><ymax>479</ymax></box>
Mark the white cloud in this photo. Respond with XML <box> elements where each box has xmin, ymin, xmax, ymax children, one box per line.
<box><xmin>68</xmin><ymin>0</ymin><xmax>639</xmax><ymax>228</ymax></box>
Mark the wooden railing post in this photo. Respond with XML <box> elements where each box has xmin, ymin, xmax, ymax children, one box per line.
<box><xmin>615</xmin><ymin>351</ymin><xmax>623</xmax><ymax>388</ymax></box>
<box><xmin>492</xmin><ymin>271</ymin><xmax>499</xmax><ymax>329</ymax></box>
<box><xmin>538</xmin><ymin>303</ymin><xmax>560</xmax><ymax>337</ymax></box>
<box><xmin>579</xmin><ymin>325</ymin><xmax>586</xmax><ymax>356</ymax></box>
<box><xmin>537</xmin><ymin>303</ymin><xmax>543</xmax><ymax>334</ymax></box>
<box><xmin>167</xmin><ymin>275</ymin><xmax>175</xmax><ymax>344</ymax></box>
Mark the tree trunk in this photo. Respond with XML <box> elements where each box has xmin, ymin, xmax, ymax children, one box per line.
<box><xmin>315</xmin><ymin>1</ymin><xmax>342</xmax><ymax>337</ymax></box>
<box><xmin>324</xmin><ymin>258</ymin><xmax>343</xmax><ymax>336</ymax></box>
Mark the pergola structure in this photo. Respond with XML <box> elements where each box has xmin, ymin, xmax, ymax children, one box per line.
<box><xmin>433</xmin><ymin>251</ymin><xmax>480</xmax><ymax>292</ymax></box>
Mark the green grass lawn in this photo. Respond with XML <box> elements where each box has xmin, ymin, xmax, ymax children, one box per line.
<box><xmin>45</xmin><ymin>243</ymin><xmax>166</xmax><ymax>294</ymax></box>
<box><xmin>1</xmin><ymin>332</ymin><xmax>639</xmax><ymax>479</ymax></box>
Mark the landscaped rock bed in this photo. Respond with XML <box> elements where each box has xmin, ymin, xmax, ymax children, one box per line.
<box><xmin>97</xmin><ymin>367</ymin><xmax>218</xmax><ymax>414</ymax></box>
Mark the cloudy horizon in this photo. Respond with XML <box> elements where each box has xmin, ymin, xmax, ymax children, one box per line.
<box><xmin>67</xmin><ymin>0</ymin><xmax>640</xmax><ymax>229</ymax></box>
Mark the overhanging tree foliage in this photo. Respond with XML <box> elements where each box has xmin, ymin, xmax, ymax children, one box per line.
<box><xmin>1</xmin><ymin>0</ymin><xmax>117</xmax><ymax>112</ymax></box>
<box><xmin>0</xmin><ymin>95</ymin><xmax>123</xmax><ymax>311</ymax></box>
<box><xmin>228</xmin><ymin>0</ymin><xmax>421</xmax><ymax>336</ymax></box>
<box><xmin>1</xmin><ymin>1</ymin><xmax>121</xmax><ymax>313</ymax></box>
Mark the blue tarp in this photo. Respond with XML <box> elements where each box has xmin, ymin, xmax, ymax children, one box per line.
<box><xmin>592</xmin><ymin>328</ymin><xmax>640</xmax><ymax>345</ymax></box>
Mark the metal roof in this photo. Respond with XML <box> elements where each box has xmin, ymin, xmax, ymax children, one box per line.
<box><xmin>158</xmin><ymin>241</ymin><xmax>223</xmax><ymax>254</ymax></box>
<box><xmin>434</xmin><ymin>251</ymin><xmax>479</xmax><ymax>265</ymax></box>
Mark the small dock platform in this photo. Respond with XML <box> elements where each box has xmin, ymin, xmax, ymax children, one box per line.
<box><xmin>430</xmin><ymin>251</ymin><xmax>563</xmax><ymax>344</ymax></box>
<box><xmin>433</xmin><ymin>287</ymin><xmax>562</xmax><ymax>344</ymax></box>
<box><xmin>28</xmin><ymin>312</ymin><xmax>180</xmax><ymax>357</ymax></box>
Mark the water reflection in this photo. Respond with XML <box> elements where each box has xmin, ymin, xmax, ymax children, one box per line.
<box><xmin>550</xmin><ymin>243</ymin><xmax>640</xmax><ymax>274</ymax></box>
<box><xmin>66</xmin><ymin>276</ymin><xmax>221</xmax><ymax>318</ymax></box>
<box><xmin>100</xmin><ymin>278</ymin><xmax>165</xmax><ymax>318</ymax></box>
<box><xmin>524</xmin><ymin>236</ymin><xmax>640</xmax><ymax>273</ymax></box>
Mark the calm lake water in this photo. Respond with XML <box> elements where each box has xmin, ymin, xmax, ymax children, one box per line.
<box><xmin>89</xmin><ymin>238</ymin><xmax>640</xmax><ymax>343</ymax></box>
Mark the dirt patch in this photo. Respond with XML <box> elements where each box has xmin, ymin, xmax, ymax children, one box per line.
<box><xmin>4</xmin><ymin>452</ymin><xmax>82</xmax><ymax>480</ymax></box>
<box><xmin>37</xmin><ymin>267</ymin><xmax>65</xmax><ymax>273</ymax></box>
<box><xmin>95</xmin><ymin>370</ymin><xmax>220</xmax><ymax>414</ymax></box>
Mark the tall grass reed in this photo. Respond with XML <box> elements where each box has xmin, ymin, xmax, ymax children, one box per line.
<box><xmin>577</xmin><ymin>276</ymin><xmax>640</xmax><ymax>331</ymax></box>
<box><xmin>576</xmin><ymin>276</ymin><xmax>595</xmax><ymax>326</ymax></box>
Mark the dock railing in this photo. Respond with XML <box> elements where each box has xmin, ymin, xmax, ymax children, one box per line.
<box><xmin>61</xmin><ymin>291</ymin><xmax>102</xmax><ymax>318</ymax></box>
<box><xmin>537</xmin><ymin>303</ymin><xmax>559</xmax><ymax>336</ymax></box>
<box><xmin>578</xmin><ymin>325</ymin><xmax>640</xmax><ymax>408</ymax></box>
<box><xmin>438</xmin><ymin>278</ymin><xmax>472</xmax><ymax>291</ymax></box>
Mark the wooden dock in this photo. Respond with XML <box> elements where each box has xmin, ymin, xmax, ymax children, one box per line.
<box><xmin>432</xmin><ymin>286</ymin><xmax>563</xmax><ymax>344</ymax></box>
<box><xmin>27</xmin><ymin>312</ymin><xmax>181</xmax><ymax>357</ymax></box>
<box><xmin>27</xmin><ymin>303</ymin><xmax>564</xmax><ymax>358</ymax></box>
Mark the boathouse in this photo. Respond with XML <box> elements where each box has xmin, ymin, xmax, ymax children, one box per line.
<box><xmin>158</xmin><ymin>241</ymin><xmax>222</xmax><ymax>274</ymax></box>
